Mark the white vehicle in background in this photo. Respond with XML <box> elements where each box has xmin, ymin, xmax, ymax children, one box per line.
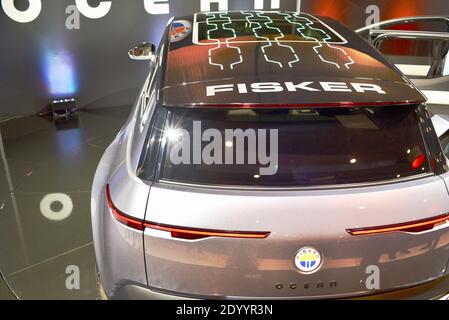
<box><xmin>358</xmin><ymin>16</ymin><xmax>449</xmax><ymax>156</ymax></box>
<box><xmin>357</xmin><ymin>16</ymin><xmax>449</xmax><ymax>105</ymax></box>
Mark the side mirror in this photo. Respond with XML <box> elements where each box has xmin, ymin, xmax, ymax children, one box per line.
<box><xmin>128</xmin><ymin>42</ymin><xmax>156</xmax><ymax>61</ymax></box>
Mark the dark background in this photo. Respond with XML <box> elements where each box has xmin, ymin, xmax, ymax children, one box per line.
<box><xmin>1</xmin><ymin>0</ymin><xmax>448</xmax><ymax>117</ymax></box>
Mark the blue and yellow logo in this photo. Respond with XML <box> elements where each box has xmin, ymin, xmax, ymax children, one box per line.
<box><xmin>294</xmin><ymin>247</ymin><xmax>322</xmax><ymax>273</ymax></box>
<box><xmin>170</xmin><ymin>20</ymin><xmax>192</xmax><ymax>43</ymax></box>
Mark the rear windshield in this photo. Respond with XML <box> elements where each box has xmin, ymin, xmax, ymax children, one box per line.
<box><xmin>159</xmin><ymin>106</ymin><xmax>430</xmax><ymax>187</ymax></box>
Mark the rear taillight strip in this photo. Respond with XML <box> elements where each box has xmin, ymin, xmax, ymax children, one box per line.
<box><xmin>143</xmin><ymin>221</ymin><xmax>270</xmax><ymax>240</ymax></box>
<box><xmin>346</xmin><ymin>213</ymin><xmax>449</xmax><ymax>236</ymax></box>
<box><xmin>105</xmin><ymin>185</ymin><xmax>270</xmax><ymax>239</ymax></box>
<box><xmin>106</xmin><ymin>184</ymin><xmax>144</xmax><ymax>231</ymax></box>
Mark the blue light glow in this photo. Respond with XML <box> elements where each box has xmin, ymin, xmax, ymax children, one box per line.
<box><xmin>43</xmin><ymin>49</ymin><xmax>78</xmax><ymax>96</ymax></box>
<box><xmin>56</xmin><ymin>128</ymin><xmax>83</xmax><ymax>157</ymax></box>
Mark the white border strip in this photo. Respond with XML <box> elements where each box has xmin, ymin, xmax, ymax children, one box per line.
<box><xmin>296</xmin><ymin>0</ymin><xmax>301</xmax><ymax>12</ymax></box>
<box><xmin>395</xmin><ymin>64</ymin><xmax>431</xmax><ymax>77</ymax></box>
<box><xmin>421</xmin><ymin>90</ymin><xmax>449</xmax><ymax>105</ymax></box>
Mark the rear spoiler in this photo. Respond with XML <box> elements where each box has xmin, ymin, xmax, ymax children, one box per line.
<box><xmin>166</xmin><ymin>101</ymin><xmax>424</xmax><ymax>109</ymax></box>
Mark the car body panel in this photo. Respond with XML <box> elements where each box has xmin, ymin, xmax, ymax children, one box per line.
<box><xmin>112</xmin><ymin>274</ymin><xmax>449</xmax><ymax>299</ymax></box>
<box><xmin>143</xmin><ymin>177</ymin><xmax>449</xmax><ymax>298</ymax></box>
<box><xmin>91</xmin><ymin>95</ymin><xmax>150</xmax><ymax>296</ymax></box>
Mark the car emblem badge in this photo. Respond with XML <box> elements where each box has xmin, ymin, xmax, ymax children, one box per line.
<box><xmin>170</xmin><ymin>20</ymin><xmax>192</xmax><ymax>43</ymax></box>
<box><xmin>294</xmin><ymin>247</ymin><xmax>322</xmax><ymax>273</ymax></box>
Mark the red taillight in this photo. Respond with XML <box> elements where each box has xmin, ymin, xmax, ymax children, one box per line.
<box><xmin>105</xmin><ymin>185</ymin><xmax>270</xmax><ymax>239</ymax></box>
<box><xmin>411</xmin><ymin>154</ymin><xmax>426</xmax><ymax>170</ymax></box>
<box><xmin>143</xmin><ymin>221</ymin><xmax>270</xmax><ymax>240</ymax></box>
<box><xmin>105</xmin><ymin>184</ymin><xmax>144</xmax><ymax>231</ymax></box>
<box><xmin>346</xmin><ymin>213</ymin><xmax>449</xmax><ymax>236</ymax></box>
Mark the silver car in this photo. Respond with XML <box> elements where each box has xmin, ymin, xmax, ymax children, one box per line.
<box><xmin>91</xmin><ymin>11</ymin><xmax>449</xmax><ymax>299</ymax></box>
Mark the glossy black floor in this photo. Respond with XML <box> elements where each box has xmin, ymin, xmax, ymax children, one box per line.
<box><xmin>0</xmin><ymin>106</ymin><xmax>131</xmax><ymax>299</ymax></box>
<box><xmin>0</xmin><ymin>104</ymin><xmax>448</xmax><ymax>300</ymax></box>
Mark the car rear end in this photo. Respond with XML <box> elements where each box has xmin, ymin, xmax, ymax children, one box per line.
<box><xmin>92</xmin><ymin>11</ymin><xmax>449</xmax><ymax>299</ymax></box>
<box><xmin>137</xmin><ymin>104</ymin><xmax>449</xmax><ymax>299</ymax></box>
<box><xmin>96</xmin><ymin>103</ymin><xmax>449</xmax><ymax>299</ymax></box>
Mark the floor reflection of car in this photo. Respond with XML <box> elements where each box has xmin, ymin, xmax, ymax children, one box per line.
<box><xmin>92</xmin><ymin>11</ymin><xmax>449</xmax><ymax>300</ymax></box>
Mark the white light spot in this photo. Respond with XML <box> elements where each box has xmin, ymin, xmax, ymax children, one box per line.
<box><xmin>165</xmin><ymin>128</ymin><xmax>183</xmax><ymax>141</ymax></box>
<box><xmin>40</xmin><ymin>193</ymin><xmax>73</xmax><ymax>221</ymax></box>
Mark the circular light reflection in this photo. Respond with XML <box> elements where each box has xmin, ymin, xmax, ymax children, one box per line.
<box><xmin>165</xmin><ymin>128</ymin><xmax>183</xmax><ymax>141</ymax></box>
<box><xmin>40</xmin><ymin>193</ymin><xmax>73</xmax><ymax>221</ymax></box>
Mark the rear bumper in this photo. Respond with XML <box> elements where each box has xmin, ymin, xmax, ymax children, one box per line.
<box><xmin>353</xmin><ymin>275</ymin><xmax>449</xmax><ymax>300</ymax></box>
<box><xmin>110</xmin><ymin>275</ymin><xmax>449</xmax><ymax>300</ymax></box>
